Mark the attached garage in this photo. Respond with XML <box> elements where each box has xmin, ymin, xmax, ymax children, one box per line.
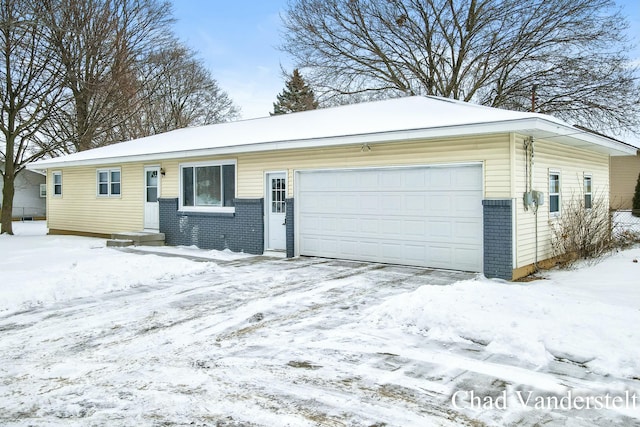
<box><xmin>296</xmin><ymin>164</ymin><xmax>484</xmax><ymax>272</ymax></box>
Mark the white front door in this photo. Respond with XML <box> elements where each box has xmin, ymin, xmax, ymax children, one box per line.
<box><xmin>144</xmin><ymin>166</ymin><xmax>160</xmax><ymax>230</ymax></box>
<box><xmin>266</xmin><ymin>172</ymin><xmax>287</xmax><ymax>250</ymax></box>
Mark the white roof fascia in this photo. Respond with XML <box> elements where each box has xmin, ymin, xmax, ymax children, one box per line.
<box><xmin>26</xmin><ymin>118</ymin><xmax>635</xmax><ymax>171</ymax></box>
<box><xmin>524</xmin><ymin>119</ymin><xmax>637</xmax><ymax>156</ymax></box>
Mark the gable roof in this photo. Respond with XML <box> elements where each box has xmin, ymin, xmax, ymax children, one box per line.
<box><xmin>28</xmin><ymin>96</ymin><xmax>637</xmax><ymax>169</ymax></box>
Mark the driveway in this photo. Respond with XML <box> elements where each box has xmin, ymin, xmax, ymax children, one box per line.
<box><xmin>0</xmin><ymin>254</ymin><xmax>476</xmax><ymax>426</ymax></box>
<box><xmin>1</xmin><ymin>252</ymin><xmax>638</xmax><ymax>426</ymax></box>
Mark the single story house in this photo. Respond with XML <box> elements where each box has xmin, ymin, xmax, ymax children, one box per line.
<box><xmin>0</xmin><ymin>162</ymin><xmax>46</xmax><ymax>220</ymax></box>
<box><xmin>28</xmin><ymin>96</ymin><xmax>636</xmax><ymax>280</ymax></box>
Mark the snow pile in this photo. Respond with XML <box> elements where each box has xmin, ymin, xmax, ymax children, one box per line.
<box><xmin>131</xmin><ymin>244</ymin><xmax>254</xmax><ymax>261</ymax></box>
<box><xmin>0</xmin><ymin>222</ymin><xmax>215</xmax><ymax>313</ymax></box>
<box><xmin>368</xmin><ymin>247</ymin><xmax>640</xmax><ymax>378</ymax></box>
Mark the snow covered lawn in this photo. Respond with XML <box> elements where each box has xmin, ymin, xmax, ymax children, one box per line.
<box><xmin>1</xmin><ymin>222</ymin><xmax>640</xmax><ymax>426</ymax></box>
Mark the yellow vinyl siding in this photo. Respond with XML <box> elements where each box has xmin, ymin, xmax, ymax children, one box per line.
<box><xmin>158</xmin><ymin>159</ymin><xmax>181</xmax><ymax>198</ymax></box>
<box><xmin>157</xmin><ymin>134</ymin><xmax>510</xmax><ymax>199</ymax></box>
<box><xmin>610</xmin><ymin>154</ymin><xmax>640</xmax><ymax>210</ymax></box>
<box><xmin>156</xmin><ymin>134</ymin><xmax>510</xmax><ymax>198</ymax></box>
<box><xmin>47</xmin><ymin>163</ymin><xmax>145</xmax><ymax>234</ymax></box>
<box><xmin>49</xmin><ymin>134</ymin><xmax>511</xmax><ymax>235</ymax></box>
<box><xmin>238</xmin><ymin>135</ymin><xmax>511</xmax><ymax>199</ymax></box>
<box><xmin>513</xmin><ymin>136</ymin><xmax>609</xmax><ymax>269</ymax></box>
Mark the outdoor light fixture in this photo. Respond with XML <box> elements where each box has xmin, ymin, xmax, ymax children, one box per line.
<box><xmin>160</xmin><ymin>168</ymin><xmax>166</xmax><ymax>176</ymax></box>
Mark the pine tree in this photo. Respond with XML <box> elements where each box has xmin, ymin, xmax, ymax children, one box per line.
<box><xmin>632</xmin><ymin>171</ymin><xmax>640</xmax><ymax>217</ymax></box>
<box><xmin>271</xmin><ymin>69</ymin><xmax>319</xmax><ymax>115</ymax></box>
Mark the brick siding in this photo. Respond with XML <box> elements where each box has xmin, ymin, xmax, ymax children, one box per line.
<box><xmin>159</xmin><ymin>198</ymin><xmax>264</xmax><ymax>255</ymax></box>
<box><xmin>482</xmin><ymin>199</ymin><xmax>513</xmax><ymax>280</ymax></box>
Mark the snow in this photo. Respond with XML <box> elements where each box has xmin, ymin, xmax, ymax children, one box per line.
<box><xmin>368</xmin><ymin>253</ymin><xmax>640</xmax><ymax>377</ymax></box>
<box><xmin>29</xmin><ymin>96</ymin><xmax>631</xmax><ymax>170</ymax></box>
<box><xmin>1</xmin><ymin>221</ymin><xmax>640</xmax><ymax>426</ymax></box>
<box><xmin>0</xmin><ymin>222</ymin><xmax>221</xmax><ymax>313</ymax></box>
<box><xmin>131</xmin><ymin>243</ymin><xmax>254</xmax><ymax>261</ymax></box>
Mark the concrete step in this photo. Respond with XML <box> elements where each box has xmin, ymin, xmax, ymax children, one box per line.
<box><xmin>111</xmin><ymin>231</ymin><xmax>165</xmax><ymax>246</ymax></box>
<box><xmin>106</xmin><ymin>239</ymin><xmax>135</xmax><ymax>247</ymax></box>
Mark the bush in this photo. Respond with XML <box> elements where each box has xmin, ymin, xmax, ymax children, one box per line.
<box><xmin>550</xmin><ymin>193</ymin><xmax>613</xmax><ymax>267</ymax></box>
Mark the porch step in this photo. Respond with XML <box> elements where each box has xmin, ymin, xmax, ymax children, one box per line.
<box><xmin>106</xmin><ymin>239</ymin><xmax>135</xmax><ymax>247</ymax></box>
<box><xmin>110</xmin><ymin>231</ymin><xmax>165</xmax><ymax>247</ymax></box>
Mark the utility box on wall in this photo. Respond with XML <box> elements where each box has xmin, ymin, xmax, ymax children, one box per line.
<box><xmin>523</xmin><ymin>191</ymin><xmax>545</xmax><ymax>208</ymax></box>
<box><xmin>532</xmin><ymin>190</ymin><xmax>545</xmax><ymax>206</ymax></box>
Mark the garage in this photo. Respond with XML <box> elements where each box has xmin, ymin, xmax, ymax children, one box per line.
<box><xmin>296</xmin><ymin>164</ymin><xmax>483</xmax><ymax>272</ymax></box>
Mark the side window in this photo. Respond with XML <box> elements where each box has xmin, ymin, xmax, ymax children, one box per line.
<box><xmin>98</xmin><ymin>171</ymin><xmax>109</xmax><ymax>195</ymax></box>
<box><xmin>584</xmin><ymin>175</ymin><xmax>592</xmax><ymax>209</ymax></box>
<box><xmin>549</xmin><ymin>171</ymin><xmax>560</xmax><ymax>215</ymax></box>
<box><xmin>97</xmin><ymin>168</ymin><xmax>121</xmax><ymax>197</ymax></box>
<box><xmin>110</xmin><ymin>170</ymin><xmax>121</xmax><ymax>196</ymax></box>
<box><xmin>52</xmin><ymin>171</ymin><xmax>62</xmax><ymax>197</ymax></box>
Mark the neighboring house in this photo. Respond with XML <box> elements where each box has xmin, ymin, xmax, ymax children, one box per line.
<box><xmin>27</xmin><ymin>96</ymin><xmax>635</xmax><ymax>280</ymax></box>
<box><xmin>0</xmin><ymin>162</ymin><xmax>46</xmax><ymax>220</ymax></box>
<box><xmin>610</xmin><ymin>141</ymin><xmax>640</xmax><ymax>210</ymax></box>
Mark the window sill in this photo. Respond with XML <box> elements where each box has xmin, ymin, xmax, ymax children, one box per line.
<box><xmin>178</xmin><ymin>209</ymin><xmax>235</xmax><ymax>218</ymax></box>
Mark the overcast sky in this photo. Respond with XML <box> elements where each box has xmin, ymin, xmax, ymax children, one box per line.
<box><xmin>170</xmin><ymin>0</ymin><xmax>640</xmax><ymax>120</ymax></box>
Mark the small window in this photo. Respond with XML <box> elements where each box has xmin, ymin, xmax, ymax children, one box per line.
<box><xmin>549</xmin><ymin>171</ymin><xmax>560</xmax><ymax>215</ymax></box>
<box><xmin>584</xmin><ymin>175</ymin><xmax>592</xmax><ymax>209</ymax></box>
<box><xmin>180</xmin><ymin>161</ymin><xmax>235</xmax><ymax>211</ymax></box>
<box><xmin>271</xmin><ymin>178</ymin><xmax>286</xmax><ymax>213</ymax></box>
<box><xmin>52</xmin><ymin>171</ymin><xmax>62</xmax><ymax>197</ymax></box>
<box><xmin>110</xmin><ymin>170</ymin><xmax>121</xmax><ymax>195</ymax></box>
<box><xmin>97</xmin><ymin>168</ymin><xmax>121</xmax><ymax>197</ymax></box>
<box><xmin>40</xmin><ymin>184</ymin><xmax>47</xmax><ymax>198</ymax></box>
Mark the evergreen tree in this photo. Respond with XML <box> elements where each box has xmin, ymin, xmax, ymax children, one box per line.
<box><xmin>271</xmin><ymin>69</ymin><xmax>318</xmax><ymax>115</ymax></box>
<box><xmin>633</xmin><ymin>171</ymin><xmax>640</xmax><ymax>217</ymax></box>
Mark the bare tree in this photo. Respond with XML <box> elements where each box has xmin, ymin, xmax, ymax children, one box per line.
<box><xmin>0</xmin><ymin>0</ymin><xmax>66</xmax><ymax>234</ymax></box>
<box><xmin>282</xmin><ymin>0</ymin><xmax>640</xmax><ymax>133</ymax></box>
<box><xmin>40</xmin><ymin>0</ymin><xmax>174</xmax><ymax>152</ymax></box>
<box><xmin>127</xmin><ymin>42</ymin><xmax>239</xmax><ymax>138</ymax></box>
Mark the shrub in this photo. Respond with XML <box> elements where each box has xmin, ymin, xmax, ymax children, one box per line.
<box><xmin>550</xmin><ymin>193</ymin><xmax>613</xmax><ymax>267</ymax></box>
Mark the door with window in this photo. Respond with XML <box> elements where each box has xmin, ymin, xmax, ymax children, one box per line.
<box><xmin>144</xmin><ymin>166</ymin><xmax>160</xmax><ymax>230</ymax></box>
<box><xmin>266</xmin><ymin>172</ymin><xmax>287</xmax><ymax>250</ymax></box>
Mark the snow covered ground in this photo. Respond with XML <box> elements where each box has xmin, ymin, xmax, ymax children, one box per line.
<box><xmin>1</xmin><ymin>222</ymin><xmax>640</xmax><ymax>426</ymax></box>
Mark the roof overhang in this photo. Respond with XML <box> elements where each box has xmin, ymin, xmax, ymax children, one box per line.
<box><xmin>27</xmin><ymin>117</ymin><xmax>636</xmax><ymax>170</ymax></box>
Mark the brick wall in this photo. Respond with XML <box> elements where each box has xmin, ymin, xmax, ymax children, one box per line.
<box><xmin>286</xmin><ymin>198</ymin><xmax>294</xmax><ymax>258</ymax></box>
<box><xmin>159</xmin><ymin>198</ymin><xmax>264</xmax><ymax>255</ymax></box>
<box><xmin>482</xmin><ymin>199</ymin><xmax>513</xmax><ymax>280</ymax></box>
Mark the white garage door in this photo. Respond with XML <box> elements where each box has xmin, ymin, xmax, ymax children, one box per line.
<box><xmin>297</xmin><ymin>164</ymin><xmax>483</xmax><ymax>272</ymax></box>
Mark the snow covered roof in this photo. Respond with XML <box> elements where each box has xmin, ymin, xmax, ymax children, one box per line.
<box><xmin>28</xmin><ymin>96</ymin><xmax>637</xmax><ymax>169</ymax></box>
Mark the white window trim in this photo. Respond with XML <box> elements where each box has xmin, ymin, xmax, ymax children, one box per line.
<box><xmin>583</xmin><ymin>173</ymin><xmax>592</xmax><ymax>210</ymax></box>
<box><xmin>178</xmin><ymin>160</ymin><xmax>237</xmax><ymax>213</ymax></box>
<box><xmin>96</xmin><ymin>168</ymin><xmax>122</xmax><ymax>198</ymax></box>
<box><xmin>52</xmin><ymin>171</ymin><xmax>62</xmax><ymax>197</ymax></box>
<box><xmin>549</xmin><ymin>169</ymin><xmax>561</xmax><ymax>217</ymax></box>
